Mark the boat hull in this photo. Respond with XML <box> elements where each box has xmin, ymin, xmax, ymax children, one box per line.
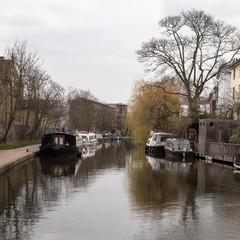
<box><xmin>40</xmin><ymin>145</ymin><xmax>81</xmax><ymax>157</ymax></box>
<box><xmin>165</xmin><ymin>148</ymin><xmax>195</xmax><ymax>161</ymax></box>
<box><xmin>145</xmin><ymin>145</ymin><xmax>165</xmax><ymax>156</ymax></box>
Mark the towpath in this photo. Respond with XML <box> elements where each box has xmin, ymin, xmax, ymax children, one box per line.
<box><xmin>0</xmin><ymin>144</ymin><xmax>40</xmax><ymax>175</ymax></box>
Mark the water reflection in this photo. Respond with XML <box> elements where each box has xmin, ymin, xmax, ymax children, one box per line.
<box><xmin>0</xmin><ymin>140</ymin><xmax>135</xmax><ymax>240</ymax></box>
<box><xmin>127</xmin><ymin>150</ymin><xmax>197</xmax><ymax>211</ymax></box>
<box><xmin>1</xmin><ymin>140</ymin><xmax>240</xmax><ymax>239</ymax></box>
<box><xmin>40</xmin><ymin>157</ymin><xmax>81</xmax><ymax>176</ymax></box>
<box><xmin>127</xmin><ymin>149</ymin><xmax>240</xmax><ymax>239</ymax></box>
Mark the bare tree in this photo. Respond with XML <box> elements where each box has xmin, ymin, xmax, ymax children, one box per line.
<box><xmin>68</xmin><ymin>89</ymin><xmax>97</xmax><ymax>131</ymax></box>
<box><xmin>0</xmin><ymin>40</ymin><xmax>39</xmax><ymax>143</ymax></box>
<box><xmin>94</xmin><ymin>104</ymin><xmax>114</xmax><ymax>133</ymax></box>
<box><xmin>1</xmin><ymin>40</ymin><xmax>65</xmax><ymax>143</ymax></box>
<box><xmin>26</xmin><ymin>79</ymin><xmax>65</xmax><ymax>140</ymax></box>
<box><xmin>137</xmin><ymin>9</ymin><xmax>240</xmax><ymax>110</ymax></box>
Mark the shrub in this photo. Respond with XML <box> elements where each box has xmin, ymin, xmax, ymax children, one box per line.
<box><xmin>229</xmin><ymin>134</ymin><xmax>240</xmax><ymax>144</ymax></box>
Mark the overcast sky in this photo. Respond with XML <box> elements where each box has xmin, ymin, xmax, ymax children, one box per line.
<box><xmin>1</xmin><ymin>0</ymin><xmax>240</xmax><ymax>104</ymax></box>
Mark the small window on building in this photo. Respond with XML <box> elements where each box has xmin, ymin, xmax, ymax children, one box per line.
<box><xmin>233</xmin><ymin>87</ymin><xmax>235</xmax><ymax>100</ymax></box>
<box><xmin>209</xmin><ymin>122</ymin><xmax>214</xmax><ymax>127</ymax></box>
<box><xmin>233</xmin><ymin>68</ymin><xmax>236</xmax><ymax>79</ymax></box>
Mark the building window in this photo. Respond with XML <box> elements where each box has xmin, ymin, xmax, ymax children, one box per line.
<box><xmin>233</xmin><ymin>68</ymin><xmax>236</xmax><ymax>79</ymax></box>
<box><xmin>233</xmin><ymin>87</ymin><xmax>235</xmax><ymax>100</ymax></box>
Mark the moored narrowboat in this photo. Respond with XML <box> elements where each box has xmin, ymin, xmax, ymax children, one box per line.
<box><xmin>164</xmin><ymin>138</ymin><xmax>195</xmax><ymax>161</ymax></box>
<box><xmin>40</xmin><ymin>132</ymin><xmax>83</xmax><ymax>156</ymax></box>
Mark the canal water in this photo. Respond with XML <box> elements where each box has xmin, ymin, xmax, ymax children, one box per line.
<box><xmin>1</xmin><ymin>139</ymin><xmax>240</xmax><ymax>240</ymax></box>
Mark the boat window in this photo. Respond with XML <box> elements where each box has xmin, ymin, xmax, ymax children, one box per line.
<box><xmin>65</xmin><ymin>135</ymin><xmax>76</xmax><ymax>146</ymax></box>
<box><xmin>53</xmin><ymin>135</ymin><xmax>65</xmax><ymax>145</ymax></box>
<box><xmin>76</xmin><ymin>136</ymin><xmax>82</xmax><ymax>146</ymax></box>
<box><xmin>59</xmin><ymin>137</ymin><xmax>64</xmax><ymax>145</ymax></box>
<box><xmin>153</xmin><ymin>135</ymin><xmax>158</xmax><ymax>141</ymax></box>
<box><xmin>161</xmin><ymin>137</ymin><xmax>167</xmax><ymax>142</ymax></box>
<box><xmin>82</xmin><ymin>136</ymin><xmax>87</xmax><ymax>142</ymax></box>
<box><xmin>156</xmin><ymin>135</ymin><xmax>160</xmax><ymax>142</ymax></box>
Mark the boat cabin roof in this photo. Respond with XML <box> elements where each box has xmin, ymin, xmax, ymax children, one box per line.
<box><xmin>41</xmin><ymin>132</ymin><xmax>81</xmax><ymax>147</ymax></box>
<box><xmin>165</xmin><ymin>138</ymin><xmax>191</xmax><ymax>150</ymax></box>
<box><xmin>42</xmin><ymin>132</ymin><xmax>77</xmax><ymax>137</ymax></box>
<box><xmin>153</xmin><ymin>132</ymin><xmax>172</xmax><ymax>135</ymax></box>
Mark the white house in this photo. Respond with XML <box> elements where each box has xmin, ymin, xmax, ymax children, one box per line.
<box><xmin>230</xmin><ymin>58</ymin><xmax>240</xmax><ymax>119</ymax></box>
<box><xmin>209</xmin><ymin>66</ymin><xmax>231</xmax><ymax>116</ymax></box>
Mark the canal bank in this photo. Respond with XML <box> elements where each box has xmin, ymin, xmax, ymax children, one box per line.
<box><xmin>0</xmin><ymin>144</ymin><xmax>40</xmax><ymax>175</ymax></box>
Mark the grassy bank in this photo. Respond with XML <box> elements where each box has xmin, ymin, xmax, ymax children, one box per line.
<box><xmin>0</xmin><ymin>140</ymin><xmax>41</xmax><ymax>150</ymax></box>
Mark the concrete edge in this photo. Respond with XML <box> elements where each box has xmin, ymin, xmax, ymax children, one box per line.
<box><xmin>0</xmin><ymin>151</ymin><xmax>39</xmax><ymax>176</ymax></box>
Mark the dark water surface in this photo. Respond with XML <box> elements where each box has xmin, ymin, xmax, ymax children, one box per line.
<box><xmin>1</xmin><ymin>139</ymin><xmax>240</xmax><ymax>240</ymax></box>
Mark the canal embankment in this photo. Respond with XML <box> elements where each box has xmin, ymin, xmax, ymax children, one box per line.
<box><xmin>0</xmin><ymin>144</ymin><xmax>40</xmax><ymax>175</ymax></box>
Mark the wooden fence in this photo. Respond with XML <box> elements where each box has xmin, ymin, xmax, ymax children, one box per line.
<box><xmin>198</xmin><ymin>142</ymin><xmax>240</xmax><ymax>163</ymax></box>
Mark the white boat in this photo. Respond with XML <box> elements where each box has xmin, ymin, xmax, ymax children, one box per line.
<box><xmin>164</xmin><ymin>138</ymin><xmax>195</xmax><ymax>161</ymax></box>
<box><xmin>234</xmin><ymin>153</ymin><xmax>240</xmax><ymax>169</ymax></box>
<box><xmin>145</xmin><ymin>132</ymin><xmax>173</xmax><ymax>156</ymax></box>
<box><xmin>78</xmin><ymin>131</ymin><xmax>98</xmax><ymax>146</ymax></box>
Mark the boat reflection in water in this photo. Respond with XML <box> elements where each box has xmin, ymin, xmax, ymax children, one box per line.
<box><xmin>40</xmin><ymin>143</ymin><xmax>103</xmax><ymax>176</ymax></box>
<box><xmin>145</xmin><ymin>153</ymin><xmax>165</xmax><ymax>172</ymax></box>
<box><xmin>81</xmin><ymin>142</ymin><xmax>104</xmax><ymax>160</ymax></box>
<box><xmin>146</xmin><ymin>152</ymin><xmax>196</xmax><ymax>173</ymax></box>
<box><xmin>40</xmin><ymin>156</ymin><xmax>82</xmax><ymax>176</ymax></box>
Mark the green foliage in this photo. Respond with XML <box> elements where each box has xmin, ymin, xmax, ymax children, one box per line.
<box><xmin>229</xmin><ymin>134</ymin><xmax>240</xmax><ymax>144</ymax></box>
<box><xmin>229</xmin><ymin>128</ymin><xmax>240</xmax><ymax>144</ymax></box>
<box><xmin>0</xmin><ymin>140</ymin><xmax>40</xmax><ymax>150</ymax></box>
<box><xmin>199</xmin><ymin>112</ymin><xmax>217</xmax><ymax>119</ymax></box>
<box><xmin>188</xmin><ymin>105</ymin><xmax>218</xmax><ymax>121</ymax></box>
<box><xmin>128</xmin><ymin>80</ymin><xmax>180</xmax><ymax>141</ymax></box>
